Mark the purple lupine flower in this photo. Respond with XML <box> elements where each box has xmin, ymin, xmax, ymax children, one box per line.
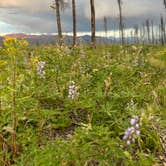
<box><xmin>123</xmin><ymin>116</ymin><xmax>141</xmax><ymax>145</ymax></box>
<box><xmin>68</xmin><ymin>81</ymin><xmax>79</xmax><ymax>100</ymax></box>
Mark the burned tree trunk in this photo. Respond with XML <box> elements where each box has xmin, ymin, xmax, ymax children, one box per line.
<box><xmin>151</xmin><ymin>20</ymin><xmax>155</xmax><ymax>45</ymax></box>
<box><xmin>164</xmin><ymin>0</ymin><xmax>166</xmax><ymax>9</ymax></box>
<box><xmin>146</xmin><ymin>19</ymin><xmax>150</xmax><ymax>44</ymax></box>
<box><xmin>141</xmin><ymin>23</ymin><xmax>146</xmax><ymax>45</ymax></box>
<box><xmin>160</xmin><ymin>15</ymin><xmax>165</xmax><ymax>45</ymax></box>
<box><xmin>55</xmin><ymin>0</ymin><xmax>63</xmax><ymax>46</ymax></box>
<box><xmin>72</xmin><ymin>0</ymin><xmax>77</xmax><ymax>47</ymax></box>
<box><xmin>134</xmin><ymin>25</ymin><xmax>139</xmax><ymax>44</ymax></box>
<box><xmin>117</xmin><ymin>0</ymin><xmax>125</xmax><ymax>45</ymax></box>
<box><xmin>104</xmin><ymin>16</ymin><xmax>108</xmax><ymax>37</ymax></box>
<box><xmin>159</xmin><ymin>24</ymin><xmax>162</xmax><ymax>44</ymax></box>
<box><xmin>90</xmin><ymin>0</ymin><xmax>96</xmax><ymax>48</ymax></box>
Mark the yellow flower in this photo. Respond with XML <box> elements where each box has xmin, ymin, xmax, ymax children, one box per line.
<box><xmin>0</xmin><ymin>60</ymin><xmax>7</xmax><ymax>69</ymax></box>
<box><xmin>3</xmin><ymin>37</ymin><xmax>28</xmax><ymax>49</ymax></box>
<box><xmin>30</xmin><ymin>56</ymin><xmax>39</xmax><ymax>66</ymax></box>
<box><xmin>2</xmin><ymin>38</ymin><xmax>29</xmax><ymax>57</ymax></box>
<box><xmin>92</xmin><ymin>68</ymin><xmax>99</xmax><ymax>72</ymax></box>
<box><xmin>4</xmin><ymin>37</ymin><xmax>18</xmax><ymax>48</ymax></box>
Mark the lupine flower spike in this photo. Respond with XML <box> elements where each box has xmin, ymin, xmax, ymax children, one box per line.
<box><xmin>123</xmin><ymin>116</ymin><xmax>140</xmax><ymax>145</ymax></box>
<box><xmin>68</xmin><ymin>81</ymin><xmax>79</xmax><ymax>100</ymax></box>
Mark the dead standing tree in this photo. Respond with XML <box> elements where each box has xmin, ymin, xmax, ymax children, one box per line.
<box><xmin>104</xmin><ymin>16</ymin><xmax>108</xmax><ymax>37</ymax></box>
<box><xmin>146</xmin><ymin>19</ymin><xmax>151</xmax><ymax>44</ymax></box>
<box><xmin>55</xmin><ymin>0</ymin><xmax>62</xmax><ymax>46</ymax></box>
<box><xmin>164</xmin><ymin>0</ymin><xmax>166</xmax><ymax>9</ymax></box>
<box><xmin>90</xmin><ymin>0</ymin><xmax>96</xmax><ymax>48</ymax></box>
<box><xmin>51</xmin><ymin>0</ymin><xmax>68</xmax><ymax>46</ymax></box>
<box><xmin>151</xmin><ymin>20</ymin><xmax>155</xmax><ymax>45</ymax></box>
<box><xmin>103</xmin><ymin>16</ymin><xmax>108</xmax><ymax>43</ymax></box>
<box><xmin>134</xmin><ymin>25</ymin><xmax>139</xmax><ymax>44</ymax></box>
<box><xmin>117</xmin><ymin>0</ymin><xmax>125</xmax><ymax>45</ymax></box>
<box><xmin>72</xmin><ymin>0</ymin><xmax>77</xmax><ymax>47</ymax></box>
<box><xmin>160</xmin><ymin>15</ymin><xmax>166</xmax><ymax>45</ymax></box>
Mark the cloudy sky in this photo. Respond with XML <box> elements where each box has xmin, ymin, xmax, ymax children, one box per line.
<box><xmin>0</xmin><ymin>0</ymin><xmax>165</xmax><ymax>35</ymax></box>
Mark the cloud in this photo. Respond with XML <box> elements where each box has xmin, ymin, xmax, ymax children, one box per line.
<box><xmin>0</xmin><ymin>0</ymin><xmax>165</xmax><ymax>33</ymax></box>
<box><xmin>0</xmin><ymin>0</ymin><xmax>51</xmax><ymax>12</ymax></box>
<box><xmin>84</xmin><ymin>0</ymin><xmax>164</xmax><ymax>19</ymax></box>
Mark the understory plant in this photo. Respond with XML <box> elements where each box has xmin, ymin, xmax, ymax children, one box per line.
<box><xmin>0</xmin><ymin>40</ymin><xmax>165</xmax><ymax>166</ymax></box>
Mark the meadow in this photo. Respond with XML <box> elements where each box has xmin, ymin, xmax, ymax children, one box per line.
<box><xmin>0</xmin><ymin>38</ymin><xmax>166</xmax><ymax>165</ymax></box>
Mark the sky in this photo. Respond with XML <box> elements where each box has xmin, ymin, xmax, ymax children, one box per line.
<box><xmin>0</xmin><ymin>0</ymin><xmax>165</xmax><ymax>35</ymax></box>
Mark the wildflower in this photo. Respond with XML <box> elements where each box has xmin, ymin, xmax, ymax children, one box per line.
<box><xmin>133</xmin><ymin>56</ymin><xmax>139</xmax><ymax>67</ymax></box>
<box><xmin>68</xmin><ymin>81</ymin><xmax>79</xmax><ymax>100</ymax></box>
<box><xmin>127</xmin><ymin>140</ymin><xmax>131</xmax><ymax>145</ymax></box>
<box><xmin>37</xmin><ymin>61</ymin><xmax>46</xmax><ymax>78</ymax></box>
<box><xmin>136</xmin><ymin>130</ymin><xmax>140</xmax><ymax>136</ymax></box>
<box><xmin>130</xmin><ymin>116</ymin><xmax>138</xmax><ymax>125</ymax></box>
<box><xmin>135</xmin><ymin>123</ymin><xmax>139</xmax><ymax>129</ymax></box>
<box><xmin>130</xmin><ymin>99</ymin><xmax>134</xmax><ymax>106</ymax></box>
<box><xmin>123</xmin><ymin>116</ymin><xmax>141</xmax><ymax>145</ymax></box>
<box><xmin>127</xmin><ymin>99</ymin><xmax>134</xmax><ymax>109</ymax></box>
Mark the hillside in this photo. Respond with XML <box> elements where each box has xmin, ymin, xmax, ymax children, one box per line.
<box><xmin>0</xmin><ymin>38</ymin><xmax>166</xmax><ymax>165</ymax></box>
<box><xmin>0</xmin><ymin>33</ymin><xmax>120</xmax><ymax>45</ymax></box>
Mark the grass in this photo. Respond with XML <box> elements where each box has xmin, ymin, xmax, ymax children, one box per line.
<box><xmin>0</xmin><ymin>38</ymin><xmax>166</xmax><ymax>166</ymax></box>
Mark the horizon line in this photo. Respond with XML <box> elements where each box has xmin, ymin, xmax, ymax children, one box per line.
<box><xmin>0</xmin><ymin>29</ymin><xmax>134</xmax><ymax>38</ymax></box>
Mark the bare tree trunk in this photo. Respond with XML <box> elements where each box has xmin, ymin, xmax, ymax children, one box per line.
<box><xmin>117</xmin><ymin>0</ymin><xmax>124</xmax><ymax>45</ymax></box>
<box><xmin>103</xmin><ymin>16</ymin><xmax>108</xmax><ymax>43</ymax></box>
<box><xmin>113</xmin><ymin>23</ymin><xmax>116</xmax><ymax>44</ymax></box>
<box><xmin>90</xmin><ymin>0</ymin><xmax>96</xmax><ymax>48</ymax></box>
<box><xmin>164</xmin><ymin>0</ymin><xmax>166</xmax><ymax>9</ymax></box>
<box><xmin>55</xmin><ymin>0</ymin><xmax>63</xmax><ymax>46</ymax></box>
<box><xmin>130</xmin><ymin>30</ymin><xmax>133</xmax><ymax>44</ymax></box>
<box><xmin>151</xmin><ymin>20</ymin><xmax>155</xmax><ymax>45</ymax></box>
<box><xmin>104</xmin><ymin>16</ymin><xmax>108</xmax><ymax>37</ymax></box>
<box><xmin>72</xmin><ymin>0</ymin><xmax>77</xmax><ymax>47</ymax></box>
<box><xmin>140</xmin><ymin>26</ymin><xmax>143</xmax><ymax>44</ymax></box>
<box><xmin>160</xmin><ymin>15</ymin><xmax>165</xmax><ymax>45</ymax></box>
<box><xmin>155</xmin><ymin>27</ymin><xmax>158</xmax><ymax>44</ymax></box>
<box><xmin>134</xmin><ymin>25</ymin><xmax>139</xmax><ymax>44</ymax></box>
<box><xmin>146</xmin><ymin>19</ymin><xmax>150</xmax><ymax>44</ymax></box>
<box><xmin>159</xmin><ymin>24</ymin><xmax>162</xmax><ymax>45</ymax></box>
<box><xmin>164</xmin><ymin>22</ymin><xmax>166</xmax><ymax>43</ymax></box>
<box><xmin>142</xmin><ymin>23</ymin><xmax>146</xmax><ymax>45</ymax></box>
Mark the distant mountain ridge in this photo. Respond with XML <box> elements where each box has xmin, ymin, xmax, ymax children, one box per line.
<box><xmin>4</xmin><ymin>33</ymin><xmax>40</xmax><ymax>39</ymax></box>
<box><xmin>0</xmin><ymin>33</ymin><xmax>134</xmax><ymax>45</ymax></box>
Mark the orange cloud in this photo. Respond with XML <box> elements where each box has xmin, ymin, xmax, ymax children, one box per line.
<box><xmin>0</xmin><ymin>0</ymin><xmax>51</xmax><ymax>12</ymax></box>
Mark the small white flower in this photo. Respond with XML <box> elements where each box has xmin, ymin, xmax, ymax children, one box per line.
<box><xmin>127</xmin><ymin>140</ymin><xmax>131</xmax><ymax>145</ymax></box>
<box><xmin>123</xmin><ymin>135</ymin><xmax>128</xmax><ymax>140</ymax></box>
<box><xmin>136</xmin><ymin>130</ymin><xmax>140</xmax><ymax>136</ymax></box>
<box><xmin>37</xmin><ymin>61</ymin><xmax>46</xmax><ymax>78</ymax></box>
<box><xmin>71</xmin><ymin>81</ymin><xmax>75</xmax><ymax>85</ymax></box>
<box><xmin>135</xmin><ymin>124</ymin><xmax>139</xmax><ymax>129</ymax></box>
<box><xmin>133</xmin><ymin>115</ymin><xmax>138</xmax><ymax>120</ymax></box>
<box><xmin>130</xmin><ymin>118</ymin><xmax>137</xmax><ymax>125</ymax></box>
<box><xmin>130</xmin><ymin>127</ymin><xmax>135</xmax><ymax>134</ymax></box>
<box><xmin>68</xmin><ymin>81</ymin><xmax>79</xmax><ymax>100</ymax></box>
<box><xmin>130</xmin><ymin>99</ymin><xmax>134</xmax><ymax>106</ymax></box>
<box><xmin>132</xmin><ymin>138</ymin><xmax>135</xmax><ymax>143</ymax></box>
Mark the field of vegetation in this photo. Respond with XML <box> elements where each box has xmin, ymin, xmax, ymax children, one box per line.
<box><xmin>0</xmin><ymin>38</ymin><xmax>166</xmax><ymax>165</ymax></box>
